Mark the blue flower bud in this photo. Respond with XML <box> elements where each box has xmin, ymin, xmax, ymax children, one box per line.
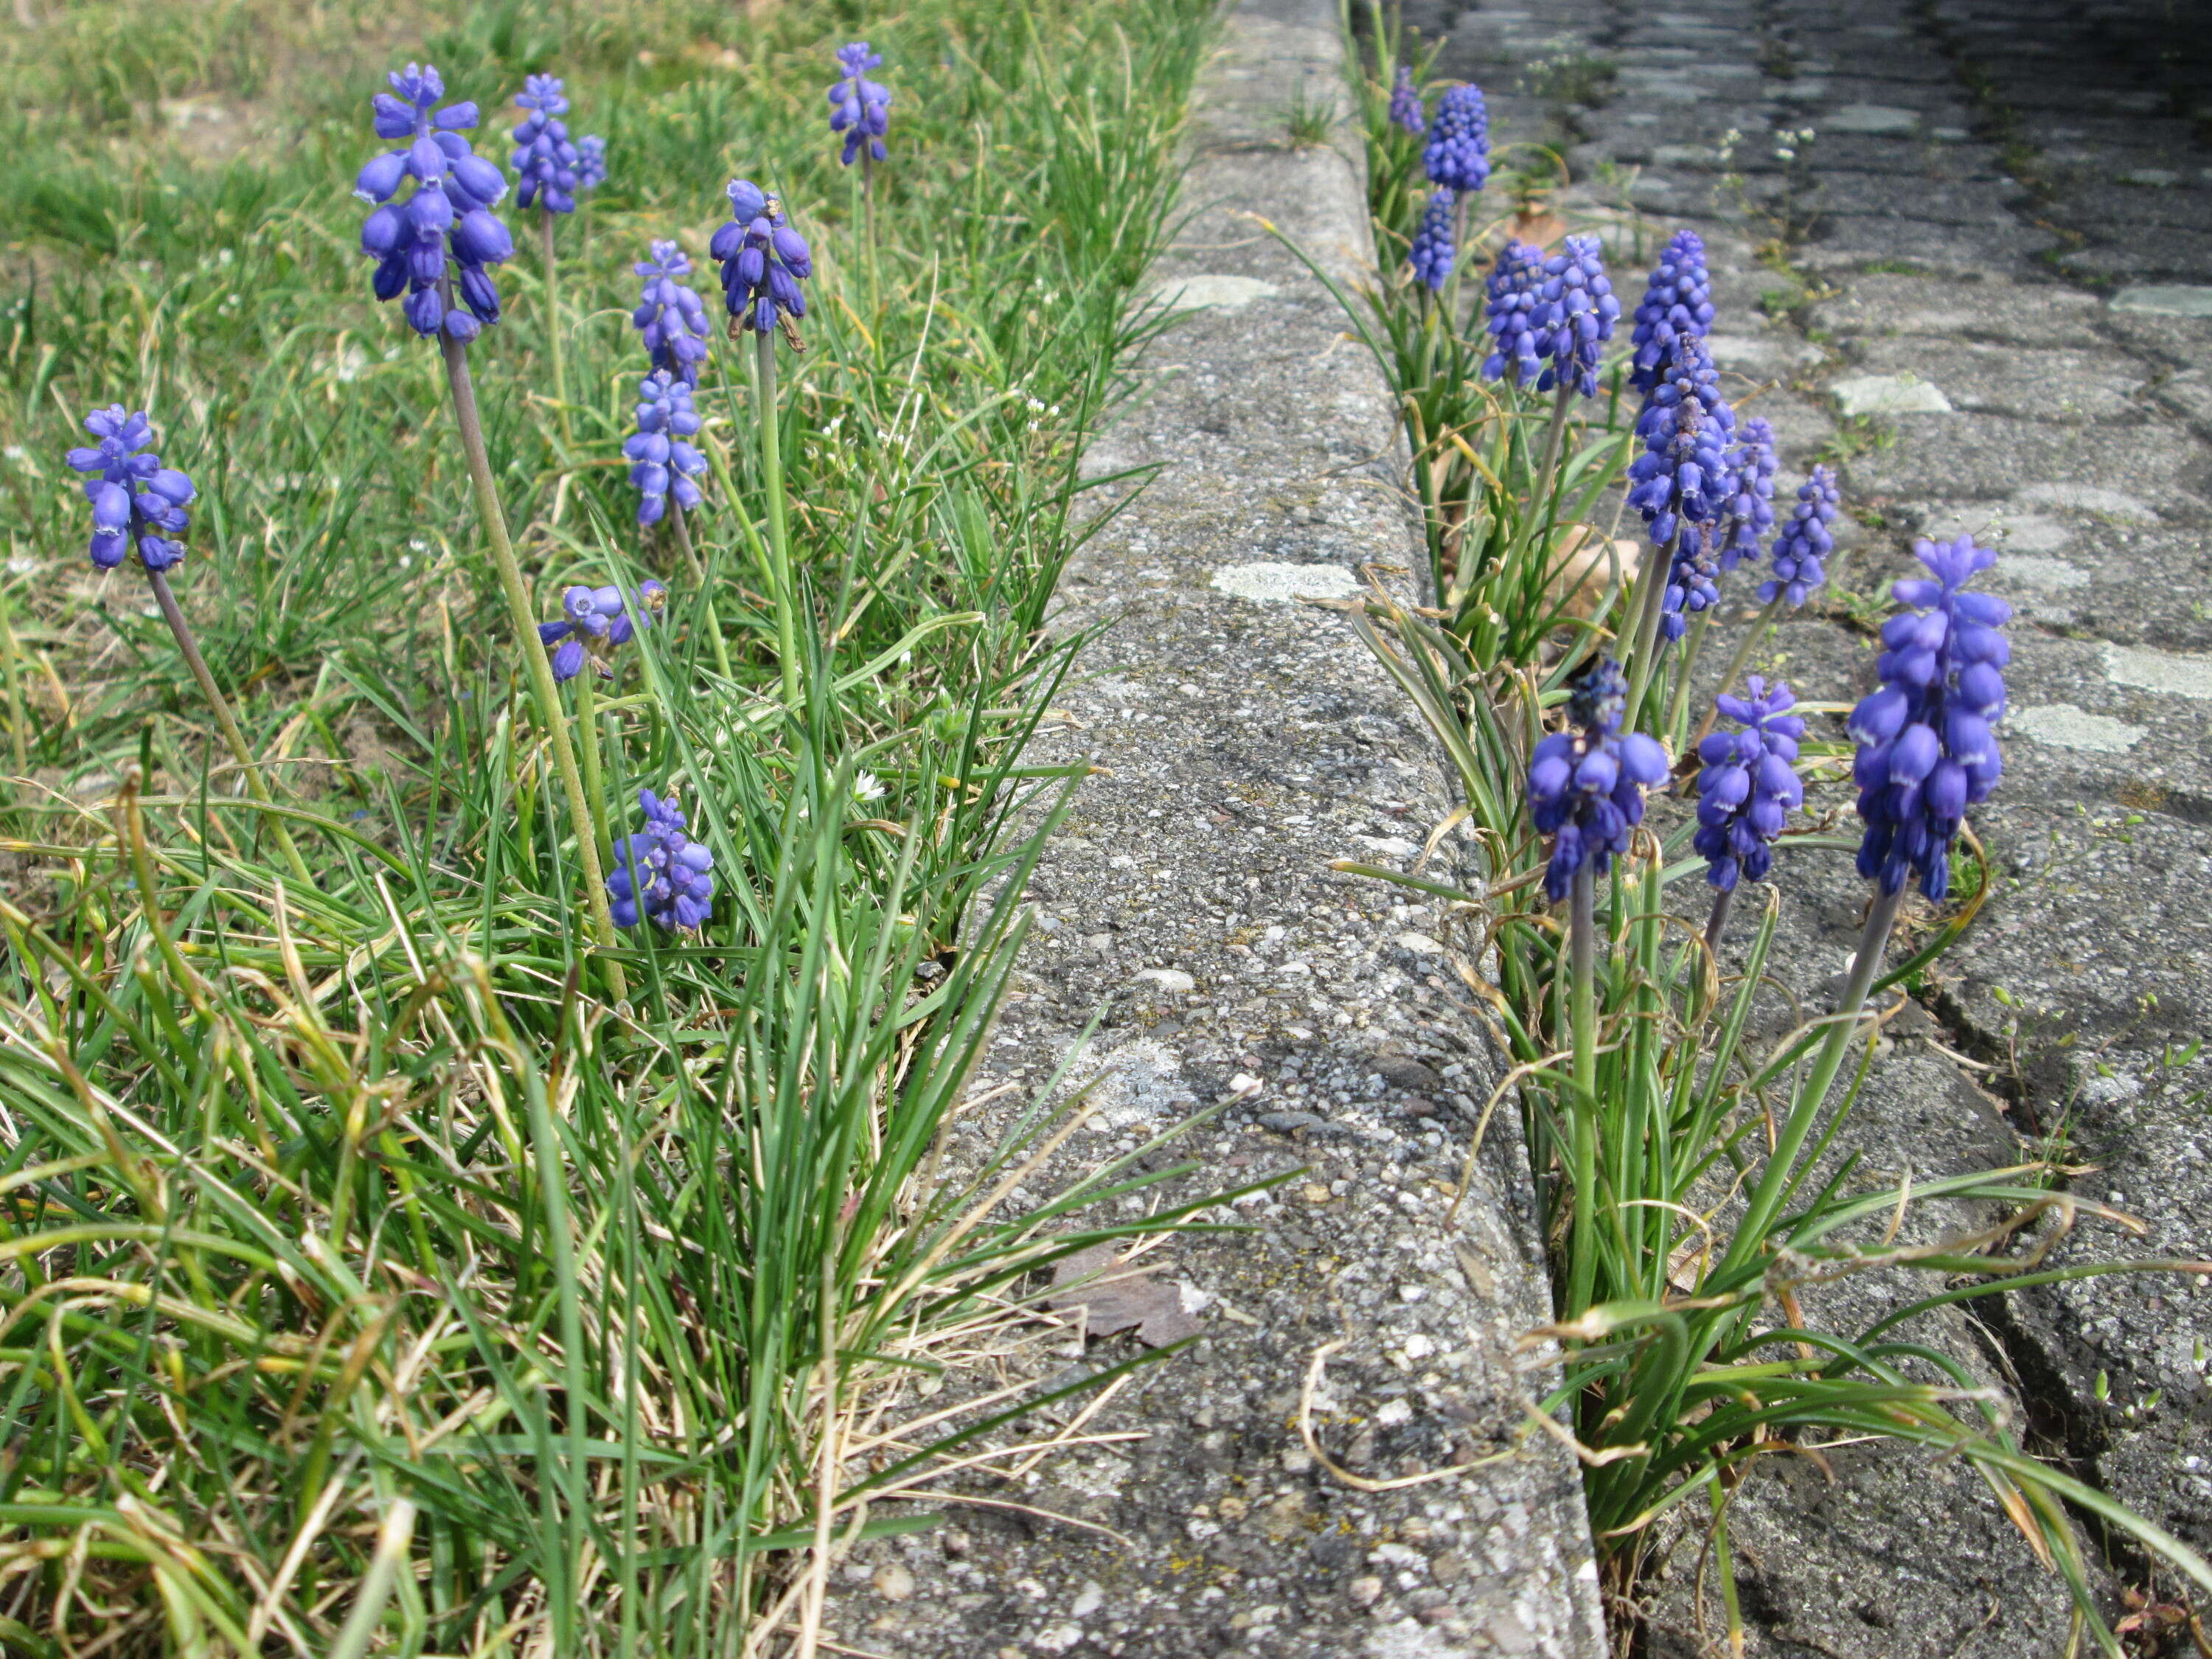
<box><xmin>1408</xmin><ymin>189</ymin><xmax>1454</xmax><ymax>292</ymax></box>
<box><xmin>1423</xmin><ymin>84</ymin><xmax>1489</xmax><ymax>193</ymax></box>
<box><xmin>1389</xmin><ymin>66</ymin><xmax>1425</xmax><ymax>134</ymax></box>
<box><xmin>68</xmin><ymin>406</ymin><xmax>198</xmax><ymax>576</ymax></box>
<box><xmin>1529</xmin><ymin>658</ymin><xmax>1666</xmax><ymax>901</ymax></box>
<box><xmin>357</xmin><ymin>63</ymin><xmax>512</xmax><ymax>345</ymax></box>
<box><xmin>829</xmin><ymin>42</ymin><xmax>893</xmax><ymax>167</ymax></box>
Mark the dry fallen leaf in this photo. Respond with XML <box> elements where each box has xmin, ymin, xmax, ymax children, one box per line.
<box><xmin>1046</xmin><ymin>1242</ymin><xmax>1202</xmax><ymax>1347</ymax></box>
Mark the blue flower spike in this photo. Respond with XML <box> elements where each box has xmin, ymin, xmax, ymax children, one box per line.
<box><xmin>1481</xmin><ymin>241</ymin><xmax>1551</xmax><ymax>386</ymax></box>
<box><xmin>1628</xmin><ymin>229</ymin><xmax>1714</xmax><ymax>394</ymax></box>
<box><xmin>1537</xmin><ymin>235</ymin><xmax>1621</xmax><ymax>400</ymax></box>
<box><xmin>1694</xmin><ymin>676</ymin><xmax>1804</xmax><ymax>891</ymax></box>
<box><xmin>1389</xmin><ymin>66</ymin><xmax>1425</xmax><ymax>135</ymax></box>
<box><xmin>1625</xmin><ymin>338</ymin><xmax>1737</xmax><ymax>640</ymax></box>
<box><xmin>512</xmin><ymin>74</ymin><xmax>588</xmax><ymax>215</ymax></box>
<box><xmin>1850</xmin><ymin>536</ymin><xmax>2009</xmax><ymax>902</ymax></box>
<box><xmin>356</xmin><ymin>63</ymin><xmax>512</xmax><ymax>341</ymax></box>
<box><xmin>1423</xmin><ymin>84</ymin><xmax>1489</xmax><ymax>193</ymax></box>
<box><xmin>608</xmin><ymin>787</ymin><xmax>715</xmax><ymax>931</ymax></box>
<box><xmin>1408</xmin><ymin>189</ymin><xmax>1455</xmax><ymax>292</ymax></box>
<box><xmin>712</xmin><ymin>179</ymin><xmax>813</xmax><ymax>337</ymax></box>
<box><xmin>828</xmin><ymin>42</ymin><xmax>891</xmax><ymax>167</ymax></box>
<box><xmin>538</xmin><ymin>579</ymin><xmax>668</xmax><ymax>683</ymax></box>
<box><xmin>625</xmin><ymin>370</ymin><xmax>707</xmax><ymax>527</ymax></box>
<box><xmin>1528</xmin><ymin>658</ymin><xmax>1671</xmax><ymax>902</ymax></box>
<box><xmin>68</xmin><ymin>406</ymin><xmax>195</xmax><ymax>573</ymax></box>
<box><xmin>633</xmin><ymin>243</ymin><xmax>711</xmax><ymax>387</ymax></box>
<box><xmin>1759</xmin><ymin>467</ymin><xmax>1840</xmax><ymax>608</ymax></box>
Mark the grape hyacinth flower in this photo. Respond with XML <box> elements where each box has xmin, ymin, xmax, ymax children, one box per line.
<box><xmin>1717</xmin><ymin>417</ymin><xmax>1776</xmax><ymax>572</ymax></box>
<box><xmin>1849</xmin><ymin>536</ymin><xmax>2009</xmax><ymax>902</ymax></box>
<box><xmin>1625</xmin><ymin>338</ymin><xmax>1736</xmax><ymax>641</ymax></box>
<box><xmin>1628</xmin><ymin>229</ymin><xmax>1714</xmax><ymax>394</ymax></box>
<box><xmin>1423</xmin><ymin>83</ymin><xmax>1490</xmax><ymax>192</ymax></box>
<box><xmin>1694</xmin><ymin>676</ymin><xmax>1804</xmax><ymax>893</ymax></box>
<box><xmin>828</xmin><ymin>41</ymin><xmax>891</xmax><ymax>167</ymax></box>
<box><xmin>1537</xmin><ymin>235</ymin><xmax>1621</xmax><ymax>400</ymax></box>
<box><xmin>355</xmin><ymin>64</ymin><xmax>513</xmax><ymax>341</ymax></box>
<box><xmin>67</xmin><ymin>404</ymin><xmax>314</xmax><ymax>883</ymax></box>
<box><xmin>511</xmin><ymin>75</ymin><xmax>585</xmax><ymax>214</ymax></box>
<box><xmin>1759</xmin><ymin>466</ymin><xmax>1840</xmax><ymax>607</ymax></box>
<box><xmin>633</xmin><ymin>241</ymin><xmax>710</xmax><ymax>386</ymax></box>
<box><xmin>1389</xmin><ymin>66</ymin><xmax>1425</xmax><ymax>134</ymax></box>
<box><xmin>538</xmin><ymin>580</ymin><xmax>667</xmax><ymax>684</ymax></box>
<box><xmin>608</xmin><ymin>787</ymin><xmax>716</xmax><ymax>931</ymax></box>
<box><xmin>1481</xmin><ymin>242</ymin><xmax>1550</xmax><ymax>386</ymax></box>
<box><xmin>625</xmin><ymin>371</ymin><xmax>706</xmax><ymax>528</ymax></box>
<box><xmin>576</xmin><ymin>134</ymin><xmax>606</xmax><ymax>194</ymax></box>
<box><xmin>1408</xmin><ymin>189</ymin><xmax>1455</xmax><ymax>292</ymax></box>
<box><xmin>713</xmin><ymin>179</ymin><xmax>814</xmax><ymax>336</ymax></box>
<box><xmin>67</xmin><ymin>406</ymin><xmax>194</xmax><ymax>573</ymax></box>
<box><xmin>1528</xmin><ymin>658</ymin><xmax>1670</xmax><ymax>902</ymax></box>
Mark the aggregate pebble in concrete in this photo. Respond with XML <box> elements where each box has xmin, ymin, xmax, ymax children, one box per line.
<box><xmin>822</xmin><ymin>4</ymin><xmax>1607</xmax><ymax>1653</ymax></box>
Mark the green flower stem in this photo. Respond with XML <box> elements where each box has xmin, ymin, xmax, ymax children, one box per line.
<box><xmin>669</xmin><ymin>501</ymin><xmax>734</xmax><ymax>681</ymax></box>
<box><xmin>142</xmin><ymin>566</ymin><xmax>313</xmax><ymax>890</ymax></box>
<box><xmin>1532</xmin><ymin>380</ymin><xmax>1576</xmax><ymax>509</ymax></box>
<box><xmin>1719</xmin><ymin>884</ymin><xmax>1905</xmax><ymax>1281</ymax></box>
<box><xmin>573</xmin><ymin>668</ymin><xmax>613</xmax><ymax>874</ymax></box>
<box><xmin>437</xmin><ymin>330</ymin><xmax>625</xmax><ymax>992</ymax></box>
<box><xmin>540</xmin><ymin>209</ymin><xmax>572</xmax><ymax>453</ymax></box>
<box><xmin>754</xmin><ymin>329</ymin><xmax>803</xmax><ymax>706</ymax></box>
<box><xmin>1664</xmin><ymin>605</ymin><xmax>1713</xmax><ymax>749</ymax></box>
<box><xmin>0</xmin><ymin>581</ymin><xmax>32</xmax><ymax>789</ymax></box>
<box><xmin>1565</xmin><ymin>861</ymin><xmax>1601</xmax><ymax>1316</ymax></box>
<box><xmin>860</xmin><ymin>152</ymin><xmax>880</xmax><ymax>327</ymax></box>
<box><xmin>1621</xmin><ymin>529</ymin><xmax>1679</xmax><ymax>734</ymax></box>
<box><xmin>1690</xmin><ymin>594</ymin><xmax>1787</xmax><ymax>750</ymax></box>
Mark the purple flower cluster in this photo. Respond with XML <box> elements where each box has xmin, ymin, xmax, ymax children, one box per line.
<box><xmin>1422</xmin><ymin>84</ymin><xmax>1489</xmax><ymax>193</ymax></box>
<box><xmin>511</xmin><ymin>75</ymin><xmax>599</xmax><ymax>215</ymax></box>
<box><xmin>608</xmin><ymin>787</ymin><xmax>715</xmax><ymax>931</ymax></box>
<box><xmin>633</xmin><ymin>241</ymin><xmax>710</xmax><ymax>386</ymax></box>
<box><xmin>1850</xmin><ymin>537</ymin><xmax>2009</xmax><ymax>902</ymax></box>
<box><xmin>577</xmin><ymin>134</ymin><xmax>606</xmax><ymax>193</ymax></box>
<box><xmin>1758</xmin><ymin>467</ymin><xmax>1840</xmax><ymax>608</ymax></box>
<box><xmin>67</xmin><ymin>406</ymin><xmax>195</xmax><ymax>574</ymax></box>
<box><xmin>712</xmin><ymin>179</ymin><xmax>813</xmax><ymax>335</ymax></box>
<box><xmin>1481</xmin><ymin>241</ymin><xmax>1549</xmax><ymax>386</ymax></box>
<box><xmin>1408</xmin><ymin>189</ymin><xmax>1455</xmax><ymax>291</ymax></box>
<box><xmin>625</xmin><ymin>371</ymin><xmax>706</xmax><ymax>527</ymax></box>
<box><xmin>1389</xmin><ymin>66</ymin><xmax>1425</xmax><ymax>134</ymax></box>
<box><xmin>1528</xmin><ymin>658</ymin><xmax>1670</xmax><ymax>902</ymax></box>
<box><xmin>1537</xmin><ymin>235</ymin><xmax>1620</xmax><ymax>400</ymax></box>
<box><xmin>1694</xmin><ymin>677</ymin><xmax>1804</xmax><ymax>891</ymax></box>
<box><xmin>1628</xmin><ymin>229</ymin><xmax>1713</xmax><ymax>394</ymax></box>
<box><xmin>356</xmin><ymin>64</ymin><xmax>514</xmax><ymax>341</ymax></box>
<box><xmin>1626</xmin><ymin>338</ymin><xmax>1736</xmax><ymax>639</ymax></box>
<box><xmin>828</xmin><ymin>41</ymin><xmax>891</xmax><ymax>167</ymax></box>
<box><xmin>1717</xmin><ymin>417</ymin><xmax>1775</xmax><ymax>572</ymax></box>
<box><xmin>538</xmin><ymin>580</ymin><xmax>667</xmax><ymax>684</ymax></box>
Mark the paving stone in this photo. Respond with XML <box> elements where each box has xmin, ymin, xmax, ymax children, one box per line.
<box><xmin>1807</xmin><ymin>274</ymin><xmax>2107</xmax><ymax>349</ymax></box>
<box><xmin>2113</xmin><ymin>285</ymin><xmax>2212</xmax><ymax>319</ymax></box>
<box><xmin>1837</xmin><ymin>413</ymin><xmax>2202</xmax><ymax>509</ymax></box>
<box><xmin>1796</xmin><ymin>212</ymin><xmax>2062</xmax><ymax>276</ymax></box>
<box><xmin>1829</xmin><ymin>372</ymin><xmax>1955</xmax><ymax>415</ymax></box>
<box><xmin>1843</xmin><ymin>338</ymin><xmax>2149</xmax><ymax>422</ymax></box>
<box><xmin>1800</xmin><ymin>173</ymin><xmax>2027</xmax><ymax>226</ymax></box>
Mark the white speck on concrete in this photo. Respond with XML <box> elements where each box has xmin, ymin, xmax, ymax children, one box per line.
<box><xmin>1831</xmin><ymin>374</ymin><xmax>1952</xmax><ymax>415</ymax></box>
<box><xmin>2103</xmin><ymin>641</ymin><xmax>2212</xmax><ymax>700</ymax></box>
<box><xmin>2119</xmin><ymin>169</ymin><xmax>2180</xmax><ymax>188</ymax></box>
<box><xmin>2011</xmin><ymin>703</ymin><xmax>2145</xmax><ymax>753</ymax></box>
<box><xmin>1995</xmin><ymin>555</ymin><xmax>2090</xmax><ymax>591</ymax></box>
<box><xmin>1133</xmin><ymin>967</ymin><xmax>1195</xmax><ymax>994</ymax></box>
<box><xmin>1822</xmin><ymin>103</ymin><xmax>1920</xmax><ymax>134</ymax></box>
<box><xmin>2014</xmin><ymin>481</ymin><xmax>2157</xmax><ymax>521</ymax></box>
<box><xmin>1068</xmin><ymin>1584</ymin><xmax>1105</xmax><ymax>1621</ymax></box>
<box><xmin>2110</xmin><ymin>285</ymin><xmax>2212</xmax><ymax>319</ymax></box>
<box><xmin>1151</xmin><ymin>274</ymin><xmax>1279</xmax><ymax>310</ymax></box>
<box><xmin>1211</xmin><ymin>560</ymin><xmax>1360</xmax><ymax>602</ymax></box>
<box><xmin>1396</xmin><ymin>933</ymin><xmax>1445</xmax><ymax>956</ymax></box>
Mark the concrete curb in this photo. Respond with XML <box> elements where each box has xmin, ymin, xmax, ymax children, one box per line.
<box><xmin>823</xmin><ymin>2</ymin><xmax>1609</xmax><ymax>1653</ymax></box>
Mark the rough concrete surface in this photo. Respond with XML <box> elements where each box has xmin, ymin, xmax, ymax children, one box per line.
<box><xmin>1409</xmin><ymin>0</ymin><xmax>2212</xmax><ymax>1652</ymax></box>
<box><xmin>821</xmin><ymin>4</ymin><xmax>1608</xmax><ymax>1655</ymax></box>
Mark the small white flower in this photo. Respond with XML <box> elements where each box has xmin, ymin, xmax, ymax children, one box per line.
<box><xmin>7</xmin><ymin>554</ymin><xmax>35</xmax><ymax>576</ymax></box>
<box><xmin>1</xmin><ymin>445</ymin><xmax>24</xmax><ymax>462</ymax></box>
<box><xmin>853</xmin><ymin>771</ymin><xmax>886</xmax><ymax>802</ymax></box>
<box><xmin>408</xmin><ymin>538</ymin><xmax>429</xmax><ymax>552</ymax></box>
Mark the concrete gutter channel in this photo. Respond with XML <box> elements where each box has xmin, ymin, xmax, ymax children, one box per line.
<box><xmin>822</xmin><ymin>1</ymin><xmax>1609</xmax><ymax>1654</ymax></box>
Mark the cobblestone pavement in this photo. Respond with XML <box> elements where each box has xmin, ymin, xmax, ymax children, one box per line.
<box><xmin>1401</xmin><ymin>0</ymin><xmax>2212</xmax><ymax>1649</ymax></box>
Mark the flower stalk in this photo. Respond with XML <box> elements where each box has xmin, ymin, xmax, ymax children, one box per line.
<box><xmin>756</xmin><ymin>329</ymin><xmax>802</xmax><ymax>706</ymax></box>
<box><xmin>437</xmin><ymin>328</ymin><xmax>625</xmax><ymax>982</ymax></box>
<box><xmin>540</xmin><ymin>209</ymin><xmax>571</xmax><ymax>451</ymax></box>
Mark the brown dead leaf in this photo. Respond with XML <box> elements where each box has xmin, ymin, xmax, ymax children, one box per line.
<box><xmin>1046</xmin><ymin>1242</ymin><xmax>1201</xmax><ymax>1348</ymax></box>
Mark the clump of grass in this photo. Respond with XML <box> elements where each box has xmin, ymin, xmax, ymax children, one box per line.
<box><xmin>0</xmin><ymin>0</ymin><xmax>1220</xmax><ymax>1649</ymax></box>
